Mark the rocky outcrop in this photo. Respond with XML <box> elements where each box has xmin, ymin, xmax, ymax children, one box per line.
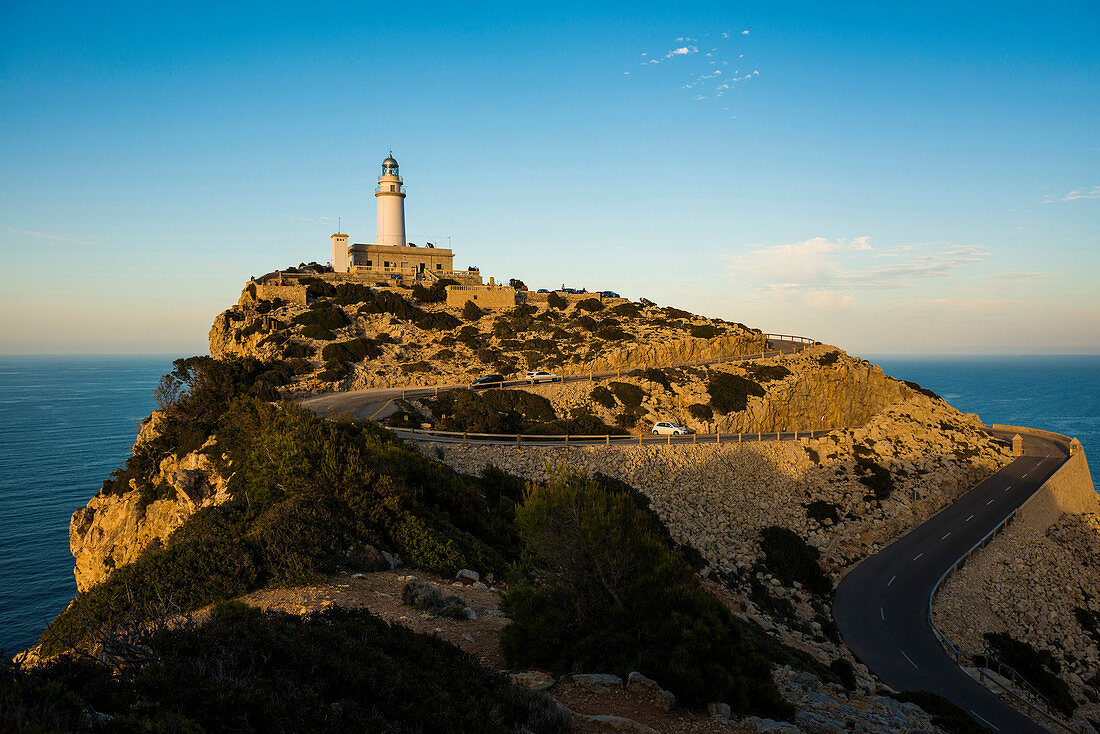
<box><xmin>69</xmin><ymin>413</ymin><xmax>231</xmax><ymax>591</ymax></box>
<box><xmin>559</xmin><ymin>332</ymin><xmax>770</xmax><ymax>376</ymax></box>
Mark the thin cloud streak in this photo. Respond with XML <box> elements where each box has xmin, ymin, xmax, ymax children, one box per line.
<box><xmin>9</xmin><ymin>228</ymin><xmax>93</xmax><ymax>245</ymax></box>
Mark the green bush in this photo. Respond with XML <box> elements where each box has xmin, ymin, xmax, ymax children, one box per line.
<box><xmin>829</xmin><ymin>658</ymin><xmax>857</xmax><ymax>690</ymax></box>
<box><xmin>982</xmin><ymin>632</ymin><xmax>1076</xmax><ymax>716</ymax></box>
<box><xmin>298</xmin><ymin>276</ymin><xmax>337</xmax><ymax>298</ymax></box>
<box><xmin>523</xmin><ymin>414</ymin><xmax>625</xmax><ymax>436</ymax></box>
<box><xmin>609</xmin><ymin>382</ymin><xmax>645</xmax><ymax>409</ymax></box>
<box><xmin>688</xmin><ymin>403</ymin><xmax>713</xmax><ymax>422</ymax></box>
<box><xmin>317</xmin><ymin>360</ymin><xmax>350</xmax><ymax>381</ymax></box>
<box><xmin>574</xmin><ymin>315</ymin><xmax>597</xmax><ymax>330</ymax></box>
<box><xmin>546</xmin><ymin>291</ymin><xmax>567</xmax><ymax>310</ymax></box>
<box><xmin>590</xmin><ymin>385</ymin><xmax>616</xmax><ymax>410</ymax></box>
<box><xmin>353</xmin><ymin>288</ymin><xmax>461</xmax><ymax>330</ymax></box>
<box><xmin>402</xmin><ymin>580</ymin><xmax>472</xmax><ymax>620</ymax></box>
<box><xmin>758</xmin><ymin>526</ymin><xmax>833</xmax><ymax>595</ymax></box>
<box><xmin>321</xmin><ymin>338</ymin><xmax>383</xmax><ymax>363</ymax></box>
<box><xmin>575</xmin><ymin>297</ymin><xmax>604</xmax><ymax>312</ymax></box>
<box><xmin>817</xmin><ymin>351</ymin><xmax>840</xmax><ymax>366</ymax></box>
<box><xmin>500</xmin><ymin>471</ymin><xmax>791</xmax><ymax>717</ymax></box>
<box><xmin>25</xmin><ymin>604</ymin><xmax>569</xmax><ymax>734</ymax></box>
<box><xmin>707</xmin><ymin>372</ymin><xmax>764</xmax><ymax>414</ymax></box>
<box><xmin>462</xmin><ymin>300</ymin><xmax>482</xmax><ymax>321</ymax></box>
<box><xmin>632</xmin><ymin>367</ymin><xmax>672</xmax><ymax>391</ymax></box>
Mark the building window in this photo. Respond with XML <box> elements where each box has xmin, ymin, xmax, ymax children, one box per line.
<box><xmin>384</xmin><ymin>261</ymin><xmax>390</xmax><ymax>268</ymax></box>
<box><xmin>366</xmin><ymin>260</ymin><xmax>372</xmax><ymax>267</ymax></box>
<box><xmin>390</xmin><ymin>185</ymin><xmax>395</xmax><ymax>192</ymax></box>
<box><xmin>436</xmin><ymin>263</ymin><xmax>442</xmax><ymax>270</ymax></box>
<box><xmin>401</xmin><ymin>262</ymin><xmax>408</xmax><ymax>268</ymax></box>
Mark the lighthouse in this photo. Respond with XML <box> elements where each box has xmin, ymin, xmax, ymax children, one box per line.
<box><xmin>375</xmin><ymin>153</ymin><xmax>407</xmax><ymax>247</ymax></box>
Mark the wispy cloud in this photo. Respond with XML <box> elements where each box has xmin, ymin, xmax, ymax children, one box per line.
<box><xmin>9</xmin><ymin>228</ymin><xmax>93</xmax><ymax>245</ymax></box>
<box><xmin>718</xmin><ymin>237</ymin><xmax>989</xmax><ymax>309</ymax></box>
<box><xmin>632</xmin><ymin>30</ymin><xmax>758</xmax><ymax>113</ymax></box>
<box><xmin>981</xmin><ymin>271</ymin><xmax>1058</xmax><ymax>283</ymax></box>
<box><xmin>1062</xmin><ymin>186</ymin><xmax>1100</xmax><ymax>201</ymax></box>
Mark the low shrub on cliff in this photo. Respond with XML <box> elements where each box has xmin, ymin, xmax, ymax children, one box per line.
<box><xmin>688</xmin><ymin>403</ymin><xmax>714</xmax><ymax>422</ymax></box>
<box><xmin>806</xmin><ymin>500</ymin><xmax>840</xmax><ymax>525</ymax></box>
<box><xmin>981</xmin><ymin>632</ymin><xmax>1077</xmax><ymax>716</ymax></box>
<box><xmin>462</xmin><ymin>300</ymin><xmax>482</xmax><ymax>321</ymax></box>
<box><xmin>500</xmin><ymin>470</ymin><xmax>791</xmax><ymax>717</ymax></box>
<box><xmin>590</xmin><ymin>385</ymin><xmax>617</xmax><ymax>410</ymax></box>
<box><xmin>817</xmin><ymin>350</ymin><xmax>840</xmax><ymax>367</ymax></box>
<box><xmin>282</xmin><ymin>341</ymin><xmax>316</xmax><ymax>358</ymax></box>
<box><xmin>546</xmin><ymin>291</ymin><xmax>567</xmax><ymax>310</ymax></box>
<box><xmin>48</xmin><ymin>374</ymin><xmax>532</xmax><ymax>655</ymax></box>
<box><xmin>291</xmin><ymin>302</ymin><xmax>349</xmax><ymax>331</ymax></box>
<box><xmin>888</xmin><ymin>691</ymin><xmax>992</xmax><ymax>734</ymax></box>
<box><xmin>758</xmin><ymin>526</ymin><xmax>833</xmax><ymax>596</ymax></box>
<box><xmin>855</xmin><ymin>458</ymin><xmax>895</xmax><ymax>500</ymax></box>
<box><xmin>707</xmin><ymin>372</ymin><xmax>764</xmax><ymax>414</ymax></box>
<box><xmin>424</xmin><ymin>388</ymin><xmax>569</xmax><ymax>434</ymax></box>
<box><xmin>321</xmin><ymin>337</ymin><xmax>383</xmax><ymax>363</ymax></box>
<box><xmin>411</xmin><ymin>278</ymin><xmax>458</xmax><ymax>303</ymax></box>
<box><xmin>744</xmin><ymin>364</ymin><xmax>792</xmax><ymax>383</ymax></box>
<box><xmin>354</xmin><ymin>289</ymin><xmax>462</xmax><ymax>331</ymax></box>
<box><xmin>690</xmin><ymin>324</ymin><xmax>720</xmax><ymax>339</ymax></box>
<box><xmin>575</xmin><ymin>297</ymin><xmax>604</xmax><ymax>312</ymax></box>
<box><xmin>595</xmin><ymin>325</ymin><xmax>632</xmax><ymax>341</ymax></box>
<box><xmin>24</xmin><ymin>603</ymin><xmax>569</xmax><ymax>733</ymax></box>
<box><xmin>299</xmin><ymin>323</ymin><xmax>335</xmax><ymax>341</ymax></box>
<box><xmin>608</xmin><ymin>381</ymin><xmax>645</xmax><ymax>409</ymax></box>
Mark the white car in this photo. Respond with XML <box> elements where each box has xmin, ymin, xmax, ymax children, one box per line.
<box><xmin>524</xmin><ymin>369</ymin><xmax>560</xmax><ymax>384</ymax></box>
<box><xmin>652</xmin><ymin>421</ymin><xmax>689</xmax><ymax>436</ymax></box>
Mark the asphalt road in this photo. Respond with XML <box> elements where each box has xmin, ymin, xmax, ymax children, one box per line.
<box><xmin>833</xmin><ymin>431</ymin><xmax>1069</xmax><ymax>733</ymax></box>
<box><xmin>297</xmin><ymin>338</ymin><xmax>807</xmax><ymax>421</ymax></box>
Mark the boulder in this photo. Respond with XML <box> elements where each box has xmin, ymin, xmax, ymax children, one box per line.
<box><xmin>626</xmin><ymin>671</ymin><xmax>676</xmax><ymax>710</ymax></box>
<box><xmin>572</xmin><ymin>673</ymin><xmax>623</xmax><ymax>694</ymax></box>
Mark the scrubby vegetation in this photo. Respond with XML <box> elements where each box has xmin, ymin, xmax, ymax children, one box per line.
<box><xmin>888</xmin><ymin>691</ymin><xmax>991</xmax><ymax>734</ymax></box>
<box><xmin>575</xmin><ymin>297</ymin><xmax>604</xmax><ymax>312</ymax></box>
<box><xmin>500</xmin><ymin>470</ymin><xmax>792</xmax><ymax>717</ymax></box>
<box><xmin>17</xmin><ymin>603</ymin><xmax>568</xmax><ymax>733</ymax></box>
<box><xmin>546</xmin><ymin>291</ymin><xmax>567</xmax><ymax>310</ymax></box>
<box><xmin>402</xmin><ymin>580</ymin><xmax>473</xmax><ymax>620</ymax></box>
<box><xmin>855</xmin><ymin>457</ymin><xmax>895</xmax><ymax>500</ymax></box>
<box><xmin>707</xmin><ymin>372</ymin><xmax>765</xmax><ymax>414</ymax></box>
<box><xmin>423</xmin><ymin>389</ymin><xmax>621</xmax><ymax>435</ymax></box>
<box><xmin>321</xmin><ymin>337</ymin><xmax>383</xmax><ymax>363</ymax></box>
<box><xmin>291</xmin><ymin>302</ymin><xmax>349</xmax><ymax>331</ymax></box>
<box><xmin>758</xmin><ymin>526</ymin><xmax>833</xmax><ymax>596</ymax></box>
<box><xmin>688</xmin><ymin>403</ymin><xmax>714</xmax><ymax>422</ymax></box>
<box><xmin>411</xmin><ymin>278</ymin><xmax>458</xmax><ymax>303</ymax></box>
<box><xmin>44</xmin><ymin>360</ymin><xmax>532</xmax><ymax>656</ymax></box>
<box><xmin>981</xmin><ymin>632</ymin><xmax>1077</xmax><ymax>716</ymax></box>
<box><xmin>462</xmin><ymin>300</ymin><xmax>482</xmax><ymax>321</ymax></box>
<box><xmin>744</xmin><ymin>364</ymin><xmax>792</xmax><ymax>383</ymax></box>
<box><xmin>806</xmin><ymin>500</ymin><xmax>840</xmax><ymax>525</ymax></box>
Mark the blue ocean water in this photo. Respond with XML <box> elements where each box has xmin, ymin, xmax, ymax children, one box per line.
<box><xmin>0</xmin><ymin>354</ymin><xmax>1097</xmax><ymax>654</ymax></box>
<box><xmin>0</xmin><ymin>356</ymin><xmax>177</xmax><ymax>656</ymax></box>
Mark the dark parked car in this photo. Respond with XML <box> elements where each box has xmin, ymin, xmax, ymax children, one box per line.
<box><xmin>598</xmin><ymin>290</ymin><xmax>620</xmax><ymax>298</ymax></box>
<box><xmin>536</xmin><ymin>288</ymin><xmax>550</xmax><ymax>293</ymax></box>
<box><xmin>471</xmin><ymin>373</ymin><xmax>505</xmax><ymax>389</ymax></box>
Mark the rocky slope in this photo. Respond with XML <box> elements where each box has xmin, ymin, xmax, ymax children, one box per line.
<box><xmin>69</xmin><ymin>411</ymin><xmax>230</xmax><ymax>591</ymax></box>
<box><xmin>209</xmin><ymin>282</ymin><xmax>770</xmax><ymax>394</ymax></box>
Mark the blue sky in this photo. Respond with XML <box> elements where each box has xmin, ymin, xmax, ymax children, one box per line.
<box><xmin>1</xmin><ymin>1</ymin><xmax>1097</xmax><ymax>354</ymax></box>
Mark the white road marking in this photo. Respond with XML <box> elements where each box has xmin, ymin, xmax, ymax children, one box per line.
<box><xmin>966</xmin><ymin>514</ymin><xmax>974</xmax><ymax>522</ymax></box>
<box><xmin>887</xmin><ymin>575</ymin><xmax>896</xmax><ymax>586</ymax></box>
<box><xmin>1022</xmin><ymin>472</ymin><xmax>1029</xmax><ymax>478</ymax></box>
<box><xmin>987</xmin><ymin>499</ymin><xmax>995</xmax><ymax>505</ymax></box>
<box><xmin>941</xmin><ymin>532</ymin><xmax>951</xmax><ymax>540</ymax></box>
<box><xmin>913</xmin><ymin>553</ymin><xmax>923</xmax><ymax>561</ymax></box>
<box><xmin>969</xmin><ymin>709</ymin><xmax>999</xmax><ymax>731</ymax></box>
<box><xmin>880</xmin><ymin>607</ymin><xmax>885</xmax><ymax>620</ymax></box>
<box><xmin>900</xmin><ymin>649</ymin><xmax>919</xmax><ymax>669</ymax></box>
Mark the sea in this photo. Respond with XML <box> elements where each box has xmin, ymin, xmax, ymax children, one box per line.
<box><xmin>1</xmin><ymin>354</ymin><xmax>1098</xmax><ymax>654</ymax></box>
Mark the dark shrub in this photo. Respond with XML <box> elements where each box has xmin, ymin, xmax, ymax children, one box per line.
<box><xmin>806</xmin><ymin>501</ymin><xmax>840</xmax><ymax>525</ymax></box>
<box><xmin>817</xmin><ymin>351</ymin><xmax>840</xmax><ymax>366</ymax></box>
<box><xmin>546</xmin><ymin>291</ymin><xmax>567</xmax><ymax>310</ymax></box>
<box><xmin>355</xmin><ymin>288</ymin><xmax>461</xmax><ymax>330</ymax></box>
<box><xmin>829</xmin><ymin>658</ymin><xmax>857</xmax><ymax>690</ymax></box>
<box><xmin>758</xmin><ymin>526</ymin><xmax>832</xmax><ymax>595</ymax></box>
<box><xmin>292</xmin><ymin>303</ymin><xmax>349</xmax><ymax>331</ymax></box>
<box><xmin>298</xmin><ymin>276</ymin><xmax>337</xmax><ymax>298</ymax></box>
<box><xmin>402</xmin><ymin>580</ymin><xmax>472</xmax><ymax>620</ymax></box>
<box><xmin>663</xmin><ymin>306</ymin><xmax>693</xmax><ymax>319</ymax></box>
<box><xmin>982</xmin><ymin>632</ymin><xmax>1076</xmax><ymax>716</ymax></box>
<box><xmin>500</xmin><ymin>471</ymin><xmax>791</xmax><ymax>717</ymax></box>
<box><xmin>595</xmin><ymin>325</ymin><xmax>632</xmax><ymax>341</ymax></box>
<box><xmin>609</xmin><ymin>382</ymin><xmax>645</xmax><ymax>409</ymax></box>
<box><xmin>690</xmin><ymin>324</ymin><xmax>720</xmax><ymax>339</ymax></box>
<box><xmin>400</xmin><ymin>361</ymin><xmax>433</xmax><ymax>374</ymax></box>
<box><xmin>575</xmin><ymin>297</ymin><xmax>604</xmax><ymax>312</ymax></box>
<box><xmin>26</xmin><ymin>603</ymin><xmax>569</xmax><ymax>733</ymax></box>
<box><xmin>610</xmin><ymin>302</ymin><xmax>641</xmax><ymax>318</ymax></box>
<box><xmin>509</xmin><ymin>278</ymin><xmax>527</xmax><ymax>290</ymax></box>
<box><xmin>462</xmin><ymin>300</ymin><xmax>482</xmax><ymax>321</ymax></box>
<box><xmin>707</xmin><ymin>372</ymin><xmax>764</xmax><ymax>414</ymax></box>
<box><xmin>321</xmin><ymin>338</ymin><xmax>383</xmax><ymax>363</ymax></box>
<box><xmin>574</xmin><ymin>315</ymin><xmax>597</xmax><ymax>331</ymax></box>
<box><xmin>903</xmin><ymin>379</ymin><xmax>942</xmax><ymax>401</ymax></box>
<box><xmin>317</xmin><ymin>360</ymin><xmax>350</xmax><ymax>381</ymax></box>
<box><xmin>523</xmin><ymin>414</ymin><xmax>624</xmax><ymax>436</ymax></box>
<box><xmin>282</xmin><ymin>342</ymin><xmax>316</xmax><ymax>359</ymax></box>
<box><xmin>633</xmin><ymin>367</ymin><xmax>672</xmax><ymax>391</ymax></box>
<box><xmin>434</xmin><ymin>348</ymin><xmax>455</xmax><ymax>361</ymax></box>
<box><xmin>590</xmin><ymin>385</ymin><xmax>616</xmax><ymax>410</ymax></box>
<box><xmin>745</xmin><ymin>364</ymin><xmax>792</xmax><ymax>382</ymax></box>
<box><xmin>411</xmin><ymin>278</ymin><xmax>458</xmax><ymax>303</ymax></box>
<box><xmin>300</xmin><ymin>324</ymin><xmax>335</xmax><ymax>341</ymax></box>
<box><xmin>688</xmin><ymin>403</ymin><xmax>713</xmax><ymax>422</ymax></box>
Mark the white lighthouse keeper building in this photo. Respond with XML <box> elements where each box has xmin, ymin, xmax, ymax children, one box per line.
<box><xmin>375</xmin><ymin>153</ymin><xmax>406</xmax><ymax>247</ymax></box>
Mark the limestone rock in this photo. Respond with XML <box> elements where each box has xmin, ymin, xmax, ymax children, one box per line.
<box><xmin>626</xmin><ymin>671</ymin><xmax>676</xmax><ymax>710</ymax></box>
<box><xmin>572</xmin><ymin>673</ymin><xmax>623</xmax><ymax>694</ymax></box>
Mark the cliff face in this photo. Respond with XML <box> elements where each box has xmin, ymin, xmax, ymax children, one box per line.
<box><xmin>69</xmin><ymin>412</ymin><xmax>230</xmax><ymax>592</ymax></box>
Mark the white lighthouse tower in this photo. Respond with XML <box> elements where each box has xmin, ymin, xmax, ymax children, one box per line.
<box><xmin>375</xmin><ymin>153</ymin><xmax>407</xmax><ymax>247</ymax></box>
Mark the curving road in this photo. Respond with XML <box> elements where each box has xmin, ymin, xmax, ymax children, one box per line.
<box><xmin>833</xmin><ymin>430</ymin><xmax>1069</xmax><ymax>733</ymax></box>
<box><xmin>297</xmin><ymin>338</ymin><xmax>808</xmax><ymax>421</ymax></box>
